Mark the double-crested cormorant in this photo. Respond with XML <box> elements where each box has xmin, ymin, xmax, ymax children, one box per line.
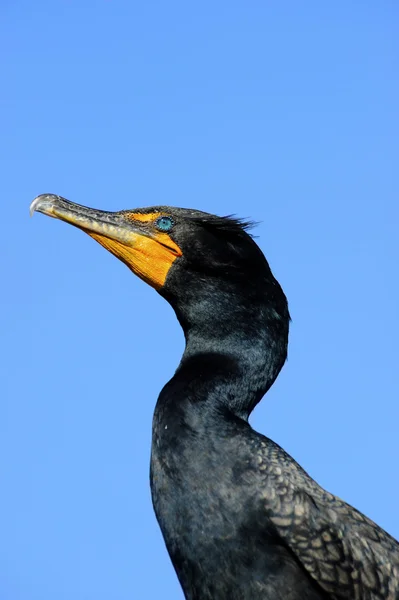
<box><xmin>30</xmin><ymin>193</ymin><xmax>399</xmax><ymax>600</ymax></box>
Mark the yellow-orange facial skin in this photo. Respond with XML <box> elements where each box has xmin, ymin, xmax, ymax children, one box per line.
<box><xmin>87</xmin><ymin>214</ymin><xmax>182</xmax><ymax>290</ymax></box>
<box><xmin>125</xmin><ymin>212</ymin><xmax>163</xmax><ymax>223</ymax></box>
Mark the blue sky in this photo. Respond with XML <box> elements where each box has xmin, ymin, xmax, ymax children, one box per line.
<box><xmin>2</xmin><ymin>1</ymin><xmax>398</xmax><ymax>598</ymax></box>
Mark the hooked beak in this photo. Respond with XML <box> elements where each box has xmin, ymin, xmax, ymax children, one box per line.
<box><xmin>30</xmin><ymin>194</ymin><xmax>182</xmax><ymax>289</ymax></box>
<box><xmin>30</xmin><ymin>194</ymin><xmax>139</xmax><ymax>245</ymax></box>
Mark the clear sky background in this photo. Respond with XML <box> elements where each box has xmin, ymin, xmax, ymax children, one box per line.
<box><xmin>2</xmin><ymin>2</ymin><xmax>398</xmax><ymax>599</ymax></box>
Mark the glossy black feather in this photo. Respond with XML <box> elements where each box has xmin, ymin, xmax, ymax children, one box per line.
<box><xmin>146</xmin><ymin>207</ymin><xmax>399</xmax><ymax>600</ymax></box>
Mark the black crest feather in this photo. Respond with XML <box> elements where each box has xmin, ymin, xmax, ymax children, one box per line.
<box><xmin>193</xmin><ymin>214</ymin><xmax>258</xmax><ymax>238</ymax></box>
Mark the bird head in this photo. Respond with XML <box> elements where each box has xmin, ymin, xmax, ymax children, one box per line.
<box><xmin>30</xmin><ymin>194</ymin><xmax>273</xmax><ymax>288</ymax></box>
<box><xmin>30</xmin><ymin>194</ymin><xmax>288</xmax><ymax>342</ymax></box>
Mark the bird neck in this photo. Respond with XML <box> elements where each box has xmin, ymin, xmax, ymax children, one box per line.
<box><xmin>160</xmin><ymin>279</ymin><xmax>289</xmax><ymax>422</ymax></box>
<box><xmin>181</xmin><ymin>332</ymin><xmax>285</xmax><ymax>422</ymax></box>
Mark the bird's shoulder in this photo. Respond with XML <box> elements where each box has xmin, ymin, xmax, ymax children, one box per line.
<box><xmin>242</xmin><ymin>433</ymin><xmax>399</xmax><ymax>600</ymax></box>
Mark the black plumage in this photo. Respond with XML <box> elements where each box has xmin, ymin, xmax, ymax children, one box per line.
<box><xmin>31</xmin><ymin>195</ymin><xmax>399</xmax><ymax>600</ymax></box>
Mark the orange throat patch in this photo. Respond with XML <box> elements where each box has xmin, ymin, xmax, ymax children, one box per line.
<box><xmin>87</xmin><ymin>230</ymin><xmax>182</xmax><ymax>290</ymax></box>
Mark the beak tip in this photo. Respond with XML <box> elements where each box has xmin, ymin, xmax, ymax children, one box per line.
<box><xmin>29</xmin><ymin>194</ymin><xmax>58</xmax><ymax>218</ymax></box>
<box><xmin>29</xmin><ymin>198</ymin><xmax>39</xmax><ymax>217</ymax></box>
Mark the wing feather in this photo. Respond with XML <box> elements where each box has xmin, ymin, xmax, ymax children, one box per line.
<box><xmin>252</xmin><ymin>437</ymin><xmax>399</xmax><ymax>600</ymax></box>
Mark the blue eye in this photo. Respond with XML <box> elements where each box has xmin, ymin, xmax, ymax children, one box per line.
<box><xmin>156</xmin><ymin>216</ymin><xmax>174</xmax><ymax>232</ymax></box>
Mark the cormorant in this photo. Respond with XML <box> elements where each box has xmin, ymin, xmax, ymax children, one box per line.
<box><xmin>30</xmin><ymin>193</ymin><xmax>399</xmax><ymax>600</ymax></box>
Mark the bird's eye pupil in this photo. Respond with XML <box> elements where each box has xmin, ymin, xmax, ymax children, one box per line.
<box><xmin>156</xmin><ymin>216</ymin><xmax>174</xmax><ymax>232</ymax></box>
